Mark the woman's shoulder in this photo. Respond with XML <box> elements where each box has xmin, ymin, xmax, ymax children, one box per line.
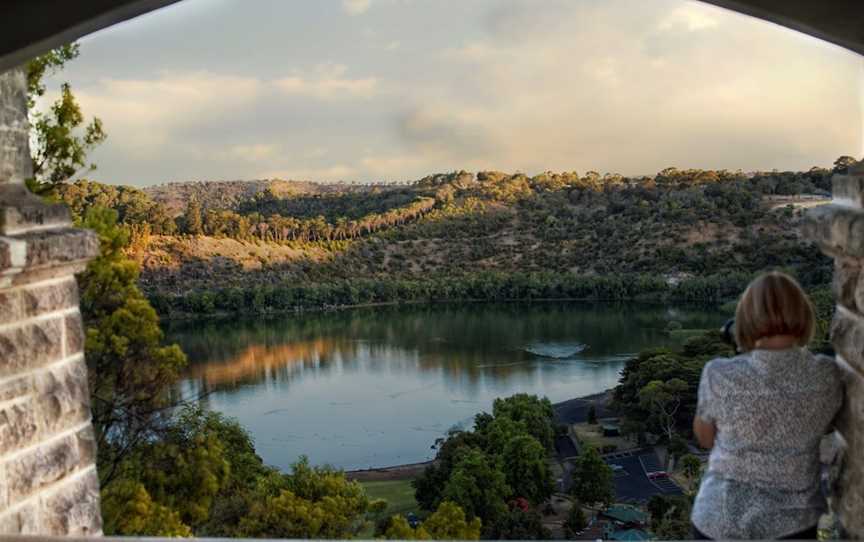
<box><xmin>700</xmin><ymin>354</ymin><xmax>754</xmax><ymax>392</ymax></box>
<box><xmin>702</xmin><ymin>354</ymin><xmax>751</xmax><ymax>377</ymax></box>
<box><xmin>808</xmin><ymin>350</ymin><xmax>845</xmax><ymax>385</ymax></box>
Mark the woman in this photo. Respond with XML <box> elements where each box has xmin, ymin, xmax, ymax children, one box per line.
<box><xmin>691</xmin><ymin>271</ymin><xmax>842</xmax><ymax>540</ymax></box>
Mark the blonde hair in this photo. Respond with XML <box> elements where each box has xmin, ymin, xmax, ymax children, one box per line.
<box><xmin>734</xmin><ymin>271</ymin><xmax>815</xmax><ymax>352</ymax></box>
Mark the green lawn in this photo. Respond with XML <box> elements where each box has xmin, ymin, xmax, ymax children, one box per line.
<box><xmin>361</xmin><ymin>479</ymin><xmax>420</xmax><ymax>517</ymax></box>
<box><xmin>358</xmin><ymin>479</ymin><xmax>420</xmax><ymax>538</ymax></box>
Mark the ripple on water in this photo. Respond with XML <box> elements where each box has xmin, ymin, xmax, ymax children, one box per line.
<box><xmin>524</xmin><ymin>342</ymin><xmax>589</xmax><ymax>359</ymax></box>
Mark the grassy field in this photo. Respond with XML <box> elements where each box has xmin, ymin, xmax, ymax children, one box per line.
<box><xmin>362</xmin><ymin>479</ymin><xmax>420</xmax><ymax>517</ymax></box>
<box><xmin>358</xmin><ymin>479</ymin><xmax>420</xmax><ymax>538</ymax></box>
<box><xmin>571</xmin><ymin>422</ymin><xmax>635</xmax><ymax>451</ymax></box>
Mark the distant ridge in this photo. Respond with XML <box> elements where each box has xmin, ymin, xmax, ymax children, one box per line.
<box><xmin>143</xmin><ymin>178</ymin><xmax>401</xmax><ymax>216</ymax></box>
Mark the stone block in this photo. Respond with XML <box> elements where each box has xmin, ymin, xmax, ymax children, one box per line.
<box><xmin>0</xmin><ymin>501</ymin><xmax>39</xmax><ymax>535</ymax></box>
<box><xmin>0</xmin><ymin>290</ymin><xmax>21</xmax><ymax>325</ymax></box>
<box><xmin>0</xmin><ymin>374</ymin><xmax>28</xmax><ymax>405</ymax></box>
<box><xmin>0</xmin><ymin>398</ymin><xmax>38</xmax><ymax>456</ymax></box>
<box><xmin>835</xmin><ymin>368</ymin><xmax>864</xmax><ymax>447</ymax></box>
<box><xmin>0</xmin><ymin>318</ymin><xmax>63</xmax><ymax>377</ymax></box>
<box><xmin>20</xmin><ymin>279</ymin><xmax>79</xmax><ymax>318</ymax></box>
<box><xmin>34</xmin><ymin>359</ymin><xmax>90</xmax><ymax>436</ymax></box>
<box><xmin>0</xmin><ymin>240</ymin><xmax>10</xmax><ymax>273</ymax></box>
<box><xmin>0</xmin><ymin>456</ymin><xmax>6</xmax><ymax>512</ymax></box>
<box><xmin>41</xmin><ymin>468</ymin><xmax>101</xmax><ymax>536</ymax></box>
<box><xmin>0</xmin><ymin>184</ymin><xmax>70</xmax><ymax>236</ymax></box>
<box><xmin>0</xmin><ymin>69</ymin><xmax>31</xmax><ymax>186</ymax></box>
<box><xmin>834</xmin><ymin>171</ymin><xmax>864</xmax><ymax>208</ymax></box>
<box><xmin>23</xmin><ymin>228</ymin><xmax>99</xmax><ymax>270</ymax></box>
<box><xmin>75</xmin><ymin>425</ymin><xmax>97</xmax><ymax>467</ymax></box>
<box><xmin>832</xmin><ymin>309</ymin><xmax>864</xmax><ymax>373</ymax></box>
<box><xmin>64</xmin><ymin>312</ymin><xmax>85</xmax><ymax>357</ymax></box>
<box><xmin>803</xmin><ymin>204</ymin><xmax>864</xmax><ymax>258</ymax></box>
<box><xmin>834</xmin><ymin>257</ymin><xmax>863</xmax><ymax>313</ymax></box>
<box><xmin>4</xmin><ymin>434</ymin><xmax>80</xmax><ymax>503</ymax></box>
<box><xmin>838</xmin><ymin>451</ymin><xmax>864</xmax><ymax>537</ymax></box>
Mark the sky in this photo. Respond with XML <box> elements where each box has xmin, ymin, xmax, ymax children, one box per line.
<box><xmin>44</xmin><ymin>0</ymin><xmax>864</xmax><ymax>187</ymax></box>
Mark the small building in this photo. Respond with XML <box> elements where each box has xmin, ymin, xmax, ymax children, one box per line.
<box><xmin>601</xmin><ymin>423</ymin><xmax>621</xmax><ymax>437</ymax></box>
<box><xmin>601</xmin><ymin>504</ymin><xmax>648</xmax><ymax>526</ymax></box>
<box><xmin>608</xmin><ymin>528</ymin><xmax>652</xmax><ymax>541</ymax></box>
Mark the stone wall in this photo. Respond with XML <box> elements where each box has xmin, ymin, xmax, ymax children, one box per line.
<box><xmin>804</xmin><ymin>160</ymin><xmax>864</xmax><ymax>538</ymax></box>
<box><xmin>0</xmin><ymin>68</ymin><xmax>101</xmax><ymax>535</ymax></box>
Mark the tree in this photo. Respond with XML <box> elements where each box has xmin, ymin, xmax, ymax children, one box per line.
<box><xmin>486</xmin><ymin>506</ymin><xmax>551</xmax><ymax>540</ymax></box>
<box><xmin>130</xmin><ymin>408</ymin><xmax>232</xmax><ymax>528</ymax></box>
<box><xmin>442</xmin><ymin>448</ymin><xmax>512</xmax><ymax>527</ymax></box>
<box><xmin>492</xmin><ymin>394</ymin><xmax>556</xmax><ymax>450</ymax></box>
<box><xmin>385</xmin><ymin>501</ymin><xmax>482</xmax><ymax>540</ymax></box>
<box><xmin>647</xmin><ymin>495</ymin><xmax>693</xmax><ymax>540</ymax></box>
<box><xmin>184</xmin><ymin>197</ymin><xmax>204</xmax><ymax>235</ymax></box>
<box><xmin>238</xmin><ymin>457</ymin><xmax>369</xmax><ymax>538</ymax></box>
<box><xmin>833</xmin><ymin>155</ymin><xmax>859</xmax><ymax>174</ymax></box>
<box><xmin>667</xmin><ymin>435</ymin><xmax>689</xmax><ymax>461</ymax></box>
<box><xmin>422</xmin><ymin>501</ymin><xmax>482</xmax><ymax>540</ymax></box>
<box><xmin>501</xmin><ymin>435</ymin><xmax>554</xmax><ymax>505</ymax></box>
<box><xmin>587</xmin><ymin>405</ymin><xmax>597</xmax><ymax>425</ymax></box>
<box><xmin>679</xmin><ymin>454</ymin><xmax>704</xmax><ymax>496</ymax></box>
<box><xmin>563</xmin><ymin>503</ymin><xmax>588</xmax><ymax>538</ymax></box>
<box><xmin>101</xmin><ymin>480</ymin><xmax>192</xmax><ymax>537</ymax></box>
<box><xmin>78</xmin><ymin>207</ymin><xmax>187</xmax><ymax>485</ymax></box>
<box><xmin>571</xmin><ymin>447</ymin><xmax>614</xmax><ymax>507</ymax></box>
<box><xmin>26</xmin><ymin>43</ymin><xmax>106</xmax><ymax>190</ymax></box>
<box><xmin>413</xmin><ymin>430</ymin><xmax>484</xmax><ymax>511</ymax></box>
<box><xmin>638</xmin><ymin>378</ymin><xmax>689</xmax><ymax>442</ymax></box>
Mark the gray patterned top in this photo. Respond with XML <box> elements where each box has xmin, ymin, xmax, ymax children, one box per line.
<box><xmin>690</xmin><ymin>348</ymin><xmax>842</xmax><ymax>539</ymax></box>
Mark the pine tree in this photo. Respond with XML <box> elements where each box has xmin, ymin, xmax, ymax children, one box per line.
<box><xmin>184</xmin><ymin>197</ymin><xmax>203</xmax><ymax>235</ymax></box>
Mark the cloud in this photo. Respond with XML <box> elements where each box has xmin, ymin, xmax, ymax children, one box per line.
<box><xmin>390</xmin><ymin>0</ymin><xmax>863</xmax><ymax>177</ymax></box>
<box><xmin>52</xmin><ymin>0</ymin><xmax>862</xmax><ymax>186</ymax></box>
<box><xmin>658</xmin><ymin>2</ymin><xmax>721</xmax><ymax>32</ymax></box>
<box><xmin>229</xmin><ymin>144</ymin><xmax>279</xmax><ymax>162</ymax></box>
<box><xmin>343</xmin><ymin>0</ymin><xmax>371</xmax><ymax>16</ymax></box>
<box><xmin>274</xmin><ymin>63</ymin><xmax>379</xmax><ymax>100</ymax></box>
<box><xmin>60</xmin><ymin>72</ymin><xmax>265</xmax><ymax>157</ymax></box>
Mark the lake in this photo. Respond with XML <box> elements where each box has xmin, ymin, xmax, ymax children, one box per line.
<box><xmin>168</xmin><ymin>302</ymin><xmax>725</xmax><ymax>471</ymax></box>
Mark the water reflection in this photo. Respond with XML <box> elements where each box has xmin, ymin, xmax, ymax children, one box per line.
<box><xmin>169</xmin><ymin>302</ymin><xmax>724</xmax><ymax>470</ymax></box>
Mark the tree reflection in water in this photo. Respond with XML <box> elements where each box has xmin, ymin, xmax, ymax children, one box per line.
<box><xmin>167</xmin><ymin>302</ymin><xmax>724</xmax><ymax>470</ymax></box>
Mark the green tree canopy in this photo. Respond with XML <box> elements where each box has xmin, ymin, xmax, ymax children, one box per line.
<box><xmin>571</xmin><ymin>447</ymin><xmax>614</xmax><ymax>507</ymax></box>
<box><xmin>501</xmin><ymin>435</ymin><xmax>554</xmax><ymax>505</ymax></box>
<box><xmin>385</xmin><ymin>501</ymin><xmax>482</xmax><ymax>540</ymax></box>
<box><xmin>238</xmin><ymin>457</ymin><xmax>369</xmax><ymax>539</ymax></box>
<box><xmin>26</xmin><ymin>43</ymin><xmax>106</xmax><ymax>190</ymax></box>
<box><xmin>78</xmin><ymin>207</ymin><xmax>187</xmax><ymax>484</ymax></box>
<box><xmin>492</xmin><ymin>394</ymin><xmax>556</xmax><ymax>450</ymax></box>
<box><xmin>442</xmin><ymin>448</ymin><xmax>512</xmax><ymax>527</ymax></box>
<box><xmin>638</xmin><ymin>378</ymin><xmax>689</xmax><ymax>442</ymax></box>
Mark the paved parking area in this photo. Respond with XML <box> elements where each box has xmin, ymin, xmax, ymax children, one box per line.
<box><xmin>604</xmin><ymin>451</ymin><xmax>683</xmax><ymax>503</ymax></box>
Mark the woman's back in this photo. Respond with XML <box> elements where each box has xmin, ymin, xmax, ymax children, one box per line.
<box><xmin>703</xmin><ymin>348</ymin><xmax>841</xmax><ymax>489</ymax></box>
<box><xmin>692</xmin><ymin>347</ymin><xmax>842</xmax><ymax>538</ymax></box>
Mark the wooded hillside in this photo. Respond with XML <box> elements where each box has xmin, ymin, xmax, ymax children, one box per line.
<box><xmin>57</xmin><ymin>159</ymin><xmax>854</xmax><ymax>315</ymax></box>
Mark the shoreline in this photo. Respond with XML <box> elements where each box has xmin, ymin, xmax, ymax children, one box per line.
<box><xmin>158</xmin><ymin>296</ymin><xmax>722</xmax><ymax>323</ymax></box>
<box><xmin>347</xmin><ymin>389</ymin><xmax>614</xmax><ymax>482</ymax></box>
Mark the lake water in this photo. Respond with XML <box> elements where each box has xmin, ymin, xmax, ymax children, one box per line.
<box><xmin>169</xmin><ymin>302</ymin><xmax>725</xmax><ymax>471</ymax></box>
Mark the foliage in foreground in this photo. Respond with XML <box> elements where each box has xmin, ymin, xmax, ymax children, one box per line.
<box><xmin>413</xmin><ymin>394</ymin><xmax>556</xmax><ymax>539</ymax></box>
<box><xmin>385</xmin><ymin>501</ymin><xmax>482</xmax><ymax>540</ymax></box>
<box><xmin>78</xmin><ymin>207</ymin><xmax>187</xmax><ymax>485</ymax></box>
<box><xmin>570</xmin><ymin>446</ymin><xmax>614</xmax><ymax>507</ymax></box>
